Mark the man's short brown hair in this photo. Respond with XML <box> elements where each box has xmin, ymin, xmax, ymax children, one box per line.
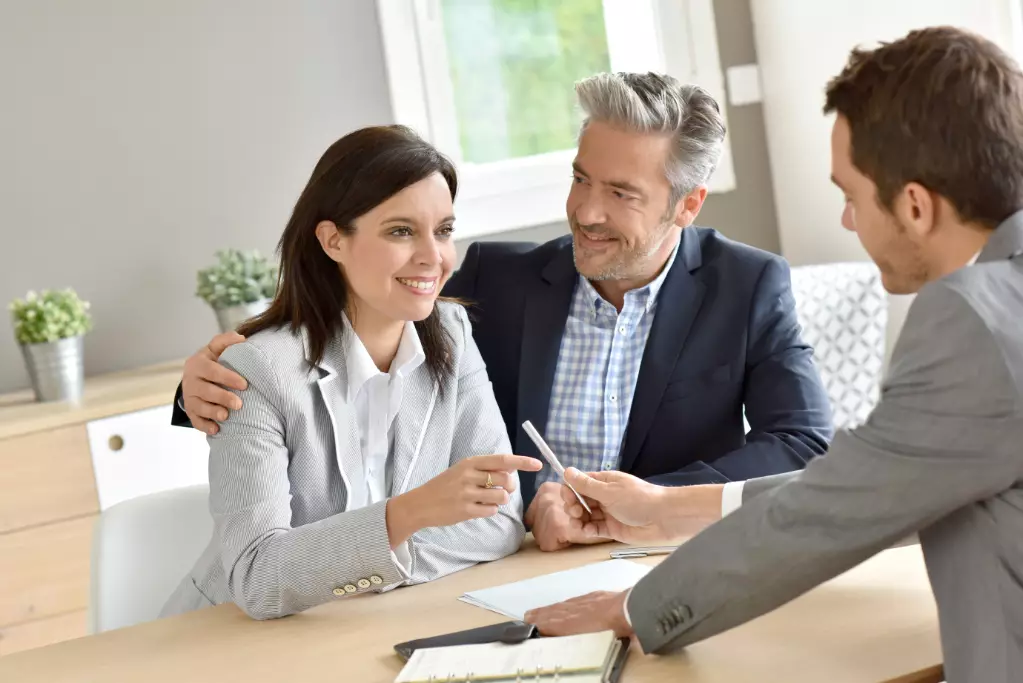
<box><xmin>824</xmin><ymin>26</ymin><xmax>1023</xmax><ymax>228</ymax></box>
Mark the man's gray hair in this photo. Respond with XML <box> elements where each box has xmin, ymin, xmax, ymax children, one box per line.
<box><xmin>575</xmin><ymin>72</ymin><xmax>726</xmax><ymax>204</ymax></box>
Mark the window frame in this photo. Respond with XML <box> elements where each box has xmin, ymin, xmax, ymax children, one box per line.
<box><xmin>376</xmin><ymin>0</ymin><xmax>736</xmax><ymax>239</ymax></box>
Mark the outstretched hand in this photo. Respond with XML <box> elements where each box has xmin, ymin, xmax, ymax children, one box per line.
<box><xmin>561</xmin><ymin>468</ymin><xmax>721</xmax><ymax>545</ymax></box>
<box><xmin>559</xmin><ymin>469</ymin><xmax>675</xmax><ymax>545</ymax></box>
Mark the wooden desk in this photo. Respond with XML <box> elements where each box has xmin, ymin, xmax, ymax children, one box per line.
<box><xmin>0</xmin><ymin>541</ymin><xmax>942</xmax><ymax>682</ymax></box>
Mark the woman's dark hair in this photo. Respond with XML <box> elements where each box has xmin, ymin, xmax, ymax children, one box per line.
<box><xmin>238</xmin><ymin>125</ymin><xmax>459</xmax><ymax>384</ymax></box>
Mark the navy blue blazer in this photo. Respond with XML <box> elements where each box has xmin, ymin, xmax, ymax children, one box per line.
<box><xmin>443</xmin><ymin>228</ymin><xmax>834</xmax><ymax>510</ymax></box>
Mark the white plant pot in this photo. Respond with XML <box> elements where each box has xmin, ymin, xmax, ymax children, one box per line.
<box><xmin>213</xmin><ymin>299</ymin><xmax>271</xmax><ymax>333</ymax></box>
<box><xmin>20</xmin><ymin>335</ymin><xmax>85</xmax><ymax>403</ymax></box>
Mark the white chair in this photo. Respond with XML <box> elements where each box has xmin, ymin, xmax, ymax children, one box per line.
<box><xmin>789</xmin><ymin>262</ymin><xmax>888</xmax><ymax>430</ymax></box>
<box><xmin>87</xmin><ymin>484</ymin><xmax>213</xmax><ymax>634</ymax></box>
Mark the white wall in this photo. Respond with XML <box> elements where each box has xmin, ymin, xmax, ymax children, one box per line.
<box><xmin>750</xmin><ymin>0</ymin><xmax>1021</xmax><ymax>363</ymax></box>
<box><xmin>0</xmin><ymin>0</ymin><xmax>394</xmax><ymax>393</ymax></box>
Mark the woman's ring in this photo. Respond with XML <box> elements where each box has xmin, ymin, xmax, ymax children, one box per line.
<box><xmin>485</xmin><ymin>473</ymin><xmax>495</xmax><ymax>489</ymax></box>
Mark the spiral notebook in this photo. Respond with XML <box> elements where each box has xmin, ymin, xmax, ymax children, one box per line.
<box><xmin>394</xmin><ymin>630</ymin><xmax>628</xmax><ymax>683</ymax></box>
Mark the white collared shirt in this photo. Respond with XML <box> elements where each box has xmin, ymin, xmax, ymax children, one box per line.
<box><xmin>343</xmin><ymin>316</ymin><xmax>426</xmax><ymax>510</ymax></box>
<box><xmin>342</xmin><ymin>316</ymin><xmax>425</xmax><ymax>573</ymax></box>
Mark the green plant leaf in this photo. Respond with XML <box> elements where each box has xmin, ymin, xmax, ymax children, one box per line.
<box><xmin>195</xmin><ymin>248</ymin><xmax>278</xmax><ymax>308</ymax></box>
<box><xmin>9</xmin><ymin>288</ymin><xmax>93</xmax><ymax>345</ymax></box>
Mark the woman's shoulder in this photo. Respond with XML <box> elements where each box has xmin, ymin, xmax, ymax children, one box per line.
<box><xmin>434</xmin><ymin>299</ymin><xmax>471</xmax><ymax>333</ymax></box>
<box><xmin>219</xmin><ymin>325</ymin><xmax>314</xmax><ymax>385</ymax></box>
<box><xmin>433</xmin><ymin>300</ymin><xmax>474</xmax><ymax>351</ymax></box>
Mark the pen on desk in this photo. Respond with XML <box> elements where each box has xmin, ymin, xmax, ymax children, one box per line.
<box><xmin>521</xmin><ymin>420</ymin><xmax>592</xmax><ymax>514</ymax></box>
<box><xmin>609</xmin><ymin>546</ymin><xmax>679</xmax><ymax>558</ymax></box>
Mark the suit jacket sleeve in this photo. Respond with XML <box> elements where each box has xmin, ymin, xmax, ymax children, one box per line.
<box><xmin>171</xmin><ymin>382</ymin><xmax>191</xmax><ymax>428</ymax></box>
<box><xmin>207</xmin><ymin>343</ymin><xmax>408</xmax><ymax>620</ymax></box>
<box><xmin>406</xmin><ymin>305</ymin><xmax>525</xmax><ymax>580</ymax></box>
<box><xmin>442</xmin><ymin>241</ymin><xmax>482</xmax><ymax>300</ymax></box>
<box><xmin>626</xmin><ymin>281</ymin><xmax>1020</xmax><ymax>653</ymax></box>
<box><xmin>645</xmin><ymin>257</ymin><xmax>833</xmax><ymax>487</ymax></box>
<box><xmin>741</xmin><ymin>471</ymin><xmax>797</xmax><ymax>500</ymax></box>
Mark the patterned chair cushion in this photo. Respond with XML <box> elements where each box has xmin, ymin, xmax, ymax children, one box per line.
<box><xmin>789</xmin><ymin>262</ymin><xmax>888</xmax><ymax>430</ymax></box>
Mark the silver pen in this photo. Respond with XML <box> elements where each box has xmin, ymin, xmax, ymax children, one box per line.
<box><xmin>521</xmin><ymin>420</ymin><xmax>592</xmax><ymax>514</ymax></box>
<box><xmin>609</xmin><ymin>546</ymin><xmax>679</xmax><ymax>558</ymax></box>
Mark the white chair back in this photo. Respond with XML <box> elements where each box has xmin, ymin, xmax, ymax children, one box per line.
<box><xmin>87</xmin><ymin>484</ymin><xmax>212</xmax><ymax>633</ymax></box>
<box><xmin>790</xmin><ymin>262</ymin><xmax>888</xmax><ymax>430</ymax></box>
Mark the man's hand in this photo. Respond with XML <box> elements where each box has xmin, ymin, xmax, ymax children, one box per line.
<box><xmin>525</xmin><ymin>590</ymin><xmax>633</xmax><ymax>638</ymax></box>
<box><xmin>182</xmin><ymin>332</ymin><xmax>248</xmax><ymax>435</ymax></box>
<box><xmin>527</xmin><ymin>482</ymin><xmax>611</xmax><ymax>552</ymax></box>
<box><xmin>562</xmin><ymin>468</ymin><xmax>722</xmax><ymax>544</ymax></box>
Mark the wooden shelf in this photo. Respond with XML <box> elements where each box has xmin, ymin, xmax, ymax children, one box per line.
<box><xmin>0</xmin><ymin>360</ymin><xmax>184</xmax><ymax>440</ymax></box>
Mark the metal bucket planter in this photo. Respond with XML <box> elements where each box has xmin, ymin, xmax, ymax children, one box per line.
<box><xmin>21</xmin><ymin>335</ymin><xmax>85</xmax><ymax>403</ymax></box>
<box><xmin>213</xmin><ymin>299</ymin><xmax>270</xmax><ymax>333</ymax></box>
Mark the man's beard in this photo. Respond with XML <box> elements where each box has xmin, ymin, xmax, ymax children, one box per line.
<box><xmin>869</xmin><ymin>213</ymin><xmax>932</xmax><ymax>294</ymax></box>
<box><xmin>570</xmin><ymin>220</ymin><xmax>672</xmax><ymax>281</ymax></box>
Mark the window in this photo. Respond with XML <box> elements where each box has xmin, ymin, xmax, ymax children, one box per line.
<box><xmin>377</xmin><ymin>0</ymin><xmax>735</xmax><ymax>239</ymax></box>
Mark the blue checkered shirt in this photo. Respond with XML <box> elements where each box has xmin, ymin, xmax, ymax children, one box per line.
<box><xmin>536</xmin><ymin>243</ymin><xmax>680</xmax><ymax>492</ymax></box>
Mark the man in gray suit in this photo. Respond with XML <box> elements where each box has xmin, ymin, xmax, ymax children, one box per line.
<box><xmin>524</xmin><ymin>26</ymin><xmax>1023</xmax><ymax>683</ymax></box>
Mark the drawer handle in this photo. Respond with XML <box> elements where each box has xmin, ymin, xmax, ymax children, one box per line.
<box><xmin>108</xmin><ymin>435</ymin><xmax>125</xmax><ymax>452</ymax></box>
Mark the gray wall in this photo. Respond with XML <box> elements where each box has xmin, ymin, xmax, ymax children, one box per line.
<box><xmin>0</xmin><ymin>0</ymin><xmax>779</xmax><ymax>394</ymax></box>
<box><xmin>0</xmin><ymin>0</ymin><xmax>393</xmax><ymax>393</ymax></box>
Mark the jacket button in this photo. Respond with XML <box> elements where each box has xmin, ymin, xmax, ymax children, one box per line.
<box><xmin>344</xmin><ymin>584</ymin><xmax>357</xmax><ymax>594</ymax></box>
<box><xmin>370</xmin><ymin>575</ymin><xmax>383</xmax><ymax>585</ymax></box>
<box><xmin>357</xmin><ymin>578</ymin><xmax>371</xmax><ymax>589</ymax></box>
<box><xmin>332</xmin><ymin>587</ymin><xmax>345</xmax><ymax>597</ymax></box>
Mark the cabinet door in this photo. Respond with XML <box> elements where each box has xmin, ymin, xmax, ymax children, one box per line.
<box><xmin>0</xmin><ymin>610</ymin><xmax>86</xmax><ymax>657</ymax></box>
<box><xmin>86</xmin><ymin>405</ymin><xmax>209</xmax><ymax>510</ymax></box>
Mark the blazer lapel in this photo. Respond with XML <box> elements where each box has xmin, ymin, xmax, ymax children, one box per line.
<box><xmin>390</xmin><ymin>367</ymin><xmax>439</xmax><ymax>495</ymax></box>
<box><xmin>311</xmin><ymin>332</ymin><xmax>363</xmax><ymax>511</ymax></box>
<box><xmin>618</xmin><ymin>227</ymin><xmax>706</xmax><ymax>472</ymax></box>
<box><xmin>516</xmin><ymin>242</ymin><xmax>577</xmax><ymax>458</ymax></box>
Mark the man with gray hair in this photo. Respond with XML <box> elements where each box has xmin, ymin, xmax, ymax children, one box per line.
<box><xmin>172</xmin><ymin>72</ymin><xmax>834</xmax><ymax>551</ymax></box>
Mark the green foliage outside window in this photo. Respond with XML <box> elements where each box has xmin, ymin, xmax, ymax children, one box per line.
<box><xmin>440</xmin><ymin>0</ymin><xmax>610</xmax><ymax>163</ymax></box>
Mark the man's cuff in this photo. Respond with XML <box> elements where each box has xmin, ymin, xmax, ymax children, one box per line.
<box><xmin>622</xmin><ymin>586</ymin><xmax>633</xmax><ymax>627</ymax></box>
<box><xmin>721</xmin><ymin>481</ymin><xmax>745</xmax><ymax>517</ymax></box>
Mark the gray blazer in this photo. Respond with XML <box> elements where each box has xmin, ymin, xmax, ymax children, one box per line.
<box><xmin>162</xmin><ymin>302</ymin><xmax>524</xmax><ymax>620</ymax></box>
<box><xmin>627</xmin><ymin>213</ymin><xmax>1023</xmax><ymax>683</ymax></box>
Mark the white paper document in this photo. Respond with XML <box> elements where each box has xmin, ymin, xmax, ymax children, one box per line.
<box><xmin>459</xmin><ymin>559</ymin><xmax>652</xmax><ymax>620</ymax></box>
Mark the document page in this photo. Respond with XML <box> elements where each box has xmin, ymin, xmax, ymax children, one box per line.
<box><xmin>459</xmin><ymin>559</ymin><xmax>651</xmax><ymax>619</ymax></box>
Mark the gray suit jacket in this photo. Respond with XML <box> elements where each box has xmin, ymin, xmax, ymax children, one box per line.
<box><xmin>627</xmin><ymin>214</ymin><xmax>1023</xmax><ymax>683</ymax></box>
<box><xmin>161</xmin><ymin>302</ymin><xmax>524</xmax><ymax>620</ymax></box>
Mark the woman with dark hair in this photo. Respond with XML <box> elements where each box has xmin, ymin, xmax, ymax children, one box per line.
<box><xmin>162</xmin><ymin>125</ymin><xmax>541</xmax><ymax>620</ymax></box>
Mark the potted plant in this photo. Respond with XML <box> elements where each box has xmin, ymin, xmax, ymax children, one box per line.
<box><xmin>196</xmin><ymin>249</ymin><xmax>278</xmax><ymax>333</ymax></box>
<box><xmin>9</xmin><ymin>288</ymin><xmax>93</xmax><ymax>403</ymax></box>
